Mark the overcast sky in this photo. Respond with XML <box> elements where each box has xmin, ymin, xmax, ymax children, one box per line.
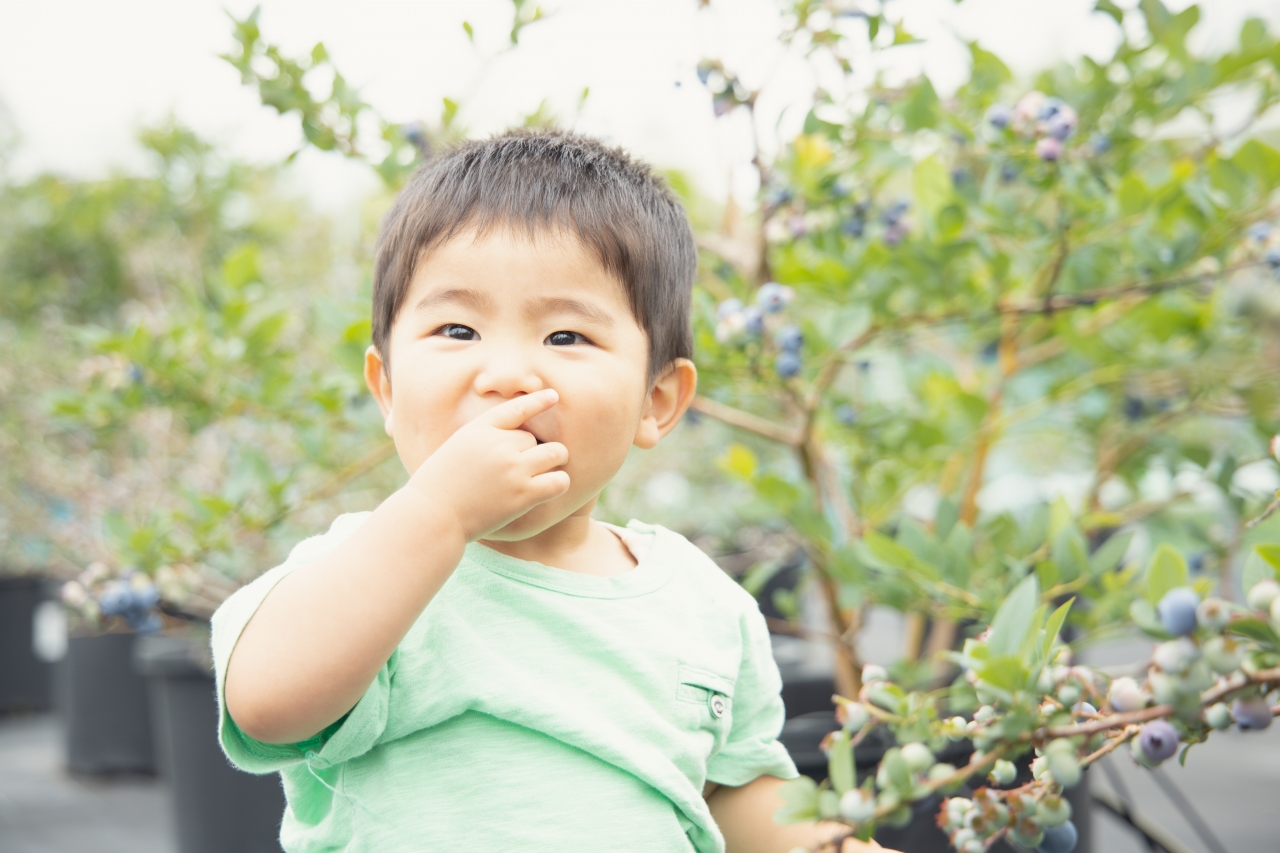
<box><xmin>1</xmin><ymin>0</ymin><xmax>1278</xmax><ymax>214</ymax></box>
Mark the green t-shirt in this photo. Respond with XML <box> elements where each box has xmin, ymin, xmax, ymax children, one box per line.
<box><xmin>210</xmin><ymin>512</ymin><xmax>798</xmax><ymax>853</ymax></box>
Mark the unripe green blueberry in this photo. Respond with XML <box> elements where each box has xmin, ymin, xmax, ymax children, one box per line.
<box><xmin>960</xmin><ymin>839</ymin><xmax>984</xmax><ymax>853</ymax></box>
<box><xmin>1009</xmin><ymin>824</ymin><xmax>1045</xmax><ymax>849</ymax></box>
<box><xmin>884</xmin><ymin>804</ymin><xmax>913</xmax><ymax>829</ymax></box>
<box><xmin>989</xmin><ymin>759</ymin><xmax>1017</xmax><ymax>786</ymax></box>
<box><xmin>1047</xmin><ymin>751</ymin><xmax>1082</xmax><ymax>788</ymax></box>
<box><xmin>946</xmin><ymin>797</ymin><xmax>973</xmax><ymax>825</ymax></box>
<box><xmin>1195</xmin><ymin>597</ymin><xmax>1230</xmax><ymax>632</ymax></box>
<box><xmin>929</xmin><ymin>762</ymin><xmax>957</xmax><ymax>784</ymax></box>
<box><xmin>1031</xmin><ymin>755</ymin><xmax>1049</xmax><ymax>780</ymax></box>
<box><xmin>839</xmin><ymin>702</ymin><xmax>869</xmax><ymax>733</ymax></box>
<box><xmin>1056</xmin><ymin>684</ymin><xmax>1081</xmax><ymax>706</ymax></box>
<box><xmin>974</xmin><ymin>704</ymin><xmax>997</xmax><ymax>723</ymax></box>
<box><xmin>901</xmin><ymin>742</ymin><xmax>934</xmax><ymax>774</ymax></box>
<box><xmin>951</xmin><ymin>828</ymin><xmax>976</xmax><ymax>847</ymax></box>
<box><xmin>1204</xmin><ymin>702</ymin><xmax>1231</xmax><ymax>730</ymax></box>
<box><xmin>1246</xmin><ymin>579</ymin><xmax>1280</xmax><ymax>612</ymax></box>
<box><xmin>1153</xmin><ymin>637</ymin><xmax>1199</xmax><ymax>674</ymax></box>
<box><xmin>838</xmin><ymin>788</ymin><xmax>875</xmax><ymax>823</ymax></box>
<box><xmin>975</xmin><ymin>680</ymin><xmax>1002</xmax><ymax>705</ymax></box>
<box><xmin>1037</xmin><ymin>794</ymin><xmax>1072</xmax><ymax>827</ymax></box>
<box><xmin>1203</xmin><ymin>636</ymin><xmax>1244</xmax><ymax>675</ymax></box>
<box><xmin>1149</xmin><ymin>672</ymin><xmax>1179</xmax><ymax>705</ymax></box>
<box><xmin>861</xmin><ymin>663</ymin><xmax>887</xmax><ymax>684</ymax></box>
<box><xmin>964</xmin><ymin>809</ymin><xmax>989</xmax><ymax>835</ymax></box>
<box><xmin>987</xmin><ymin>802</ymin><xmax>1010</xmax><ymax>826</ymax></box>
<box><xmin>1108</xmin><ymin>676</ymin><xmax>1147</xmax><ymax>712</ymax></box>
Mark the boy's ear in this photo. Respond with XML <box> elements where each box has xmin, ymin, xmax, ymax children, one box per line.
<box><xmin>364</xmin><ymin>345</ymin><xmax>395</xmax><ymax>438</ymax></box>
<box><xmin>634</xmin><ymin>358</ymin><xmax>698</xmax><ymax>450</ymax></box>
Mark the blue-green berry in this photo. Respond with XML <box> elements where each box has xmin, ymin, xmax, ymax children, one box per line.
<box><xmin>1157</xmin><ymin>586</ymin><xmax>1200</xmax><ymax>636</ymax></box>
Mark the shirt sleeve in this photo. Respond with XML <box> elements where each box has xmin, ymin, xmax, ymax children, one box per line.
<box><xmin>705</xmin><ymin>603</ymin><xmax>800</xmax><ymax>787</ymax></box>
<box><xmin>209</xmin><ymin>511</ymin><xmax>395</xmax><ymax>775</ymax></box>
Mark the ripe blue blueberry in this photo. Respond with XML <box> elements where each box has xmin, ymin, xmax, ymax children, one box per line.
<box><xmin>1038</xmin><ymin>97</ymin><xmax>1066</xmax><ymax>121</ymax></box>
<box><xmin>881</xmin><ymin>199</ymin><xmax>909</xmax><ymax>226</ymax></box>
<box><xmin>775</xmin><ymin>325</ymin><xmax>803</xmax><ymax>352</ymax></box>
<box><xmin>1088</xmin><ymin>133</ymin><xmax>1111</xmax><ymax>155</ymax></box>
<box><xmin>1248</xmin><ymin>221</ymin><xmax>1271</xmax><ymax>242</ymax></box>
<box><xmin>842</xmin><ymin>215</ymin><xmax>866</xmax><ymax>237</ymax></box>
<box><xmin>1157</xmin><ymin>586</ymin><xmax>1200</xmax><ymax>636</ymax></box>
<box><xmin>1137</xmin><ymin>720</ymin><xmax>1179</xmax><ymax>764</ymax></box>
<box><xmin>755</xmin><ymin>282</ymin><xmax>793</xmax><ymax>313</ymax></box>
<box><xmin>1232</xmin><ymin>697</ymin><xmax>1273</xmax><ymax>731</ymax></box>
<box><xmin>835</xmin><ymin>405</ymin><xmax>857</xmax><ymax>427</ymax></box>
<box><xmin>986</xmin><ymin>103</ymin><xmax>1012</xmax><ymax>129</ymax></box>
<box><xmin>883</xmin><ymin>221</ymin><xmax>908</xmax><ymax>247</ymax></box>
<box><xmin>1123</xmin><ymin>395</ymin><xmax>1145</xmax><ymax>420</ymax></box>
<box><xmin>775</xmin><ymin>350</ymin><xmax>802</xmax><ymax>379</ymax></box>
<box><xmin>1045</xmin><ymin>112</ymin><xmax>1075</xmax><ymax>141</ymax></box>
<box><xmin>743</xmin><ymin>306</ymin><xmax>765</xmax><ymax>336</ymax></box>
<box><xmin>1036</xmin><ymin>137</ymin><xmax>1063</xmax><ymax>162</ymax></box>
<box><xmin>1037</xmin><ymin>820</ymin><xmax>1078</xmax><ymax>853</ymax></box>
<box><xmin>1000</xmin><ymin>161</ymin><xmax>1020</xmax><ymax>183</ymax></box>
<box><xmin>1266</xmin><ymin>248</ymin><xmax>1280</xmax><ymax>270</ymax></box>
<box><xmin>716</xmin><ymin>298</ymin><xmax>743</xmax><ymax>320</ymax></box>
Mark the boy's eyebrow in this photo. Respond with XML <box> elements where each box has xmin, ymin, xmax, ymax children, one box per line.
<box><xmin>529</xmin><ymin>296</ymin><xmax>615</xmax><ymax>328</ymax></box>
<box><xmin>414</xmin><ymin>288</ymin><xmax>615</xmax><ymax>328</ymax></box>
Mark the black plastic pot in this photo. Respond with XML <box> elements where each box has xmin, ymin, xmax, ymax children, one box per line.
<box><xmin>58</xmin><ymin>632</ymin><xmax>156</xmax><ymax>774</ymax></box>
<box><xmin>0</xmin><ymin>575</ymin><xmax>55</xmax><ymax>713</ymax></box>
<box><xmin>135</xmin><ymin>634</ymin><xmax>285</xmax><ymax>853</ymax></box>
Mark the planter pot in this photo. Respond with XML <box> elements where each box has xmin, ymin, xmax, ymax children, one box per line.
<box><xmin>58</xmin><ymin>632</ymin><xmax>156</xmax><ymax>774</ymax></box>
<box><xmin>135</xmin><ymin>634</ymin><xmax>285</xmax><ymax>853</ymax></box>
<box><xmin>779</xmin><ymin>711</ymin><xmax>1093</xmax><ymax>853</ymax></box>
<box><xmin>0</xmin><ymin>575</ymin><xmax>57</xmax><ymax>713</ymax></box>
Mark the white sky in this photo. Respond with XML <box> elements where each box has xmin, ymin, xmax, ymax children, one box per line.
<box><xmin>1</xmin><ymin>0</ymin><xmax>1278</xmax><ymax>215</ymax></box>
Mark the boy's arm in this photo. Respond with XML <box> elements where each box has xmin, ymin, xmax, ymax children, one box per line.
<box><xmin>224</xmin><ymin>390</ymin><xmax>569</xmax><ymax>745</ymax></box>
<box><xmin>706</xmin><ymin>775</ymin><xmax>892</xmax><ymax>853</ymax></box>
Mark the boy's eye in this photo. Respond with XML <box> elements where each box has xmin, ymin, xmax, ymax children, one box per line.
<box><xmin>437</xmin><ymin>324</ymin><xmax>478</xmax><ymax>341</ymax></box>
<box><xmin>546</xmin><ymin>331</ymin><xmax>588</xmax><ymax>346</ymax></box>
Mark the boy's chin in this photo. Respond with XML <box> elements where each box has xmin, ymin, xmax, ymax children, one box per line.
<box><xmin>480</xmin><ymin>502</ymin><xmax>570</xmax><ymax>542</ymax></box>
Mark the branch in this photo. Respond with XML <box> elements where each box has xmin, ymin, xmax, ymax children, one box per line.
<box><xmin>689</xmin><ymin>395</ymin><xmax>803</xmax><ymax>445</ymax></box>
<box><xmin>1246</xmin><ymin>493</ymin><xmax>1280</xmax><ymax>530</ymax></box>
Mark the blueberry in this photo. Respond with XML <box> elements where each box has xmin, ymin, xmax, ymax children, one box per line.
<box><xmin>775</xmin><ymin>350</ymin><xmax>802</xmax><ymax>379</ymax></box>
<box><xmin>1000</xmin><ymin>161</ymin><xmax>1020</xmax><ymax>183</ymax></box>
<box><xmin>862</xmin><ymin>663</ymin><xmax>887</xmax><ymax>683</ymax></box>
<box><xmin>900</xmin><ymin>742</ymin><xmax>933</xmax><ymax>773</ymax></box>
<box><xmin>1265</xmin><ymin>248</ymin><xmax>1280</xmax><ymax>270</ymax></box>
<box><xmin>743</xmin><ymin>306</ymin><xmax>765</xmax><ymax>336</ymax></box>
<box><xmin>1036</xmin><ymin>137</ymin><xmax>1063</xmax><ymax>162</ymax></box>
<box><xmin>1045</xmin><ymin>112</ymin><xmax>1076</xmax><ymax>141</ymax></box>
<box><xmin>986</xmin><ymin>103</ymin><xmax>1012</xmax><ymax>129</ymax></box>
<box><xmin>1037</xmin><ymin>820</ymin><xmax>1078</xmax><ymax>853</ymax></box>
<box><xmin>1123</xmin><ymin>395</ymin><xmax>1144</xmax><ymax>420</ymax></box>
<box><xmin>838</xmin><ymin>789</ymin><xmax>875</xmax><ymax>823</ymax></box>
<box><xmin>1137</xmin><ymin>719</ymin><xmax>1179</xmax><ymax>764</ymax></box>
<box><xmin>1157</xmin><ymin>586</ymin><xmax>1200</xmax><ymax>636</ymax></box>
<box><xmin>1036</xmin><ymin>795</ymin><xmax>1071</xmax><ymax>827</ymax></box>
<box><xmin>1203</xmin><ymin>636</ymin><xmax>1243</xmax><ymax>675</ymax></box>
<box><xmin>1108</xmin><ymin>676</ymin><xmax>1147</xmax><ymax>712</ymax></box>
<box><xmin>951</xmin><ymin>167</ymin><xmax>970</xmax><ymax>186</ymax></box>
<box><xmin>1248</xmin><ymin>221</ymin><xmax>1271</xmax><ymax>243</ymax></box>
<box><xmin>1204</xmin><ymin>702</ymin><xmax>1232</xmax><ymax>730</ymax></box>
<box><xmin>774</xmin><ymin>324</ymin><xmax>803</xmax><ymax>352</ymax></box>
<box><xmin>842</xmin><ymin>215</ymin><xmax>865</xmax><ymax>237</ymax></box>
<box><xmin>696</xmin><ymin>60</ymin><xmax>715</xmax><ymax>85</ymax></box>
<box><xmin>98</xmin><ymin>582</ymin><xmax>135</xmax><ymax>617</ymax></box>
<box><xmin>713</xmin><ymin>92</ymin><xmax>735</xmax><ymax>117</ymax></box>
<box><xmin>1246</xmin><ymin>578</ymin><xmax>1280</xmax><ymax>611</ymax></box>
<box><xmin>1088</xmin><ymin>133</ymin><xmax>1111</xmax><ymax>155</ymax></box>
<box><xmin>716</xmin><ymin>298</ymin><xmax>744</xmax><ymax>320</ymax></box>
<box><xmin>1195</xmin><ymin>597</ymin><xmax>1229</xmax><ymax>632</ymax></box>
<box><xmin>1232</xmin><ymin>697</ymin><xmax>1273</xmax><ymax>731</ymax></box>
<box><xmin>881</xmin><ymin>199</ymin><xmax>909</xmax><ymax>226</ymax></box>
<box><xmin>1038</xmin><ymin>97</ymin><xmax>1066</xmax><ymax>121</ymax></box>
<box><xmin>835</xmin><ymin>405</ymin><xmax>857</xmax><ymax>427</ymax></box>
<box><xmin>883</xmin><ymin>221</ymin><xmax>908</xmax><ymax>246</ymax></box>
<box><xmin>755</xmin><ymin>282</ymin><xmax>793</xmax><ymax>313</ymax></box>
<box><xmin>989</xmin><ymin>758</ymin><xmax>1016</xmax><ymax>786</ymax></box>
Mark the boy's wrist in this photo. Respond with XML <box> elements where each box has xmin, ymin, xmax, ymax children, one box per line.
<box><xmin>387</xmin><ymin>482</ymin><xmax>470</xmax><ymax>552</ymax></box>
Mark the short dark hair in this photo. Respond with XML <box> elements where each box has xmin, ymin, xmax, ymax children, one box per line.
<box><xmin>372</xmin><ymin>128</ymin><xmax>697</xmax><ymax>386</ymax></box>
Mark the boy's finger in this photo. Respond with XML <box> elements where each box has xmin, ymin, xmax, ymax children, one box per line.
<box><xmin>522</xmin><ymin>441</ymin><xmax>568</xmax><ymax>470</ymax></box>
<box><xmin>479</xmin><ymin>389</ymin><xmax>559</xmax><ymax>430</ymax></box>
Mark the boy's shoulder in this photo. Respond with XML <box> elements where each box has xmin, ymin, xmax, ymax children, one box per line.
<box><xmin>629</xmin><ymin>519</ymin><xmax>760</xmax><ymax>613</ymax></box>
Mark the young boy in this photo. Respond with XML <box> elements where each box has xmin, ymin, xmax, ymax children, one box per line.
<box><xmin>213</xmin><ymin>129</ymin><xmax>882</xmax><ymax>853</ymax></box>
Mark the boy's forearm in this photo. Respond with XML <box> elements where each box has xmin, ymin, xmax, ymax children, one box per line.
<box><xmin>224</xmin><ymin>486</ymin><xmax>466</xmax><ymax>744</ymax></box>
<box><xmin>708</xmin><ymin>775</ymin><xmax>884</xmax><ymax>853</ymax></box>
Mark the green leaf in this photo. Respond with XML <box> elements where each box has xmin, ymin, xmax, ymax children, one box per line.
<box><xmin>774</xmin><ymin>776</ymin><xmax>819</xmax><ymax>823</ymax></box>
<box><xmin>1146</xmin><ymin>544</ymin><xmax>1188</xmax><ymax>604</ymax></box>
<box><xmin>978</xmin><ymin>655</ymin><xmax>1029</xmax><ymax>692</ymax></box>
<box><xmin>987</xmin><ymin>575</ymin><xmax>1039</xmax><ymax>658</ymax></box>
<box><xmin>1041</xmin><ymin>599</ymin><xmax>1075</xmax><ymax>661</ymax></box>
<box><xmin>868</xmin><ymin>682</ymin><xmax>907</xmax><ymax>715</ymax></box>
<box><xmin>1226</xmin><ymin>618</ymin><xmax>1280</xmax><ymax>651</ymax></box>
<box><xmin>1243</xmin><ymin>546</ymin><xmax>1279</xmax><ymax>593</ymax></box>
<box><xmin>1118</xmin><ymin>174</ymin><xmax>1150</xmax><ymax>217</ymax></box>
<box><xmin>1130</xmin><ymin>598</ymin><xmax>1174</xmax><ymax>639</ymax></box>
<box><xmin>462</xmin><ymin>20</ymin><xmax>474</xmax><ymax>41</ymax></box>
<box><xmin>1051</xmin><ymin>526</ymin><xmax>1089</xmax><ymax>583</ymax></box>
<box><xmin>1090</xmin><ymin>531</ymin><xmax>1133</xmax><ymax>575</ymax></box>
<box><xmin>828</xmin><ymin>731</ymin><xmax>855</xmax><ymax>794</ymax></box>
<box><xmin>901</xmin><ymin>78</ymin><xmax>938</xmax><ymax>131</ymax></box>
<box><xmin>1095</xmin><ymin>0</ymin><xmax>1124</xmax><ymax>24</ymax></box>
<box><xmin>913</xmin><ymin>156</ymin><xmax>953</xmax><ymax>222</ymax></box>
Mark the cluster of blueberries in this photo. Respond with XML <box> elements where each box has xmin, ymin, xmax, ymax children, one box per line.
<box><xmin>97</xmin><ymin>576</ymin><xmax>163</xmax><ymax>634</ymax></box>
<box><xmin>985</xmin><ymin>91</ymin><xmax>1080</xmax><ymax>162</ymax></box>
<box><xmin>941</xmin><ymin>788</ymin><xmax>1078</xmax><ymax>853</ymax></box>
<box><xmin>1247</xmin><ymin>220</ymin><xmax>1280</xmax><ymax>271</ymax></box>
<box><xmin>714</xmin><ymin>283</ymin><xmax>807</xmax><ymax>380</ymax></box>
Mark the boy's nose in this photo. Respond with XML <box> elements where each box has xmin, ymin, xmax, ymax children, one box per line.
<box><xmin>472</xmin><ymin>348</ymin><xmax>548</xmax><ymax>399</ymax></box>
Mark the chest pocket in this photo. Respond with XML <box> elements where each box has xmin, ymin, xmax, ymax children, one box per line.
<box><xmin>675</xmin><ymin>663</ymin><xmax>735</xmax><ymax>751</ymax></box>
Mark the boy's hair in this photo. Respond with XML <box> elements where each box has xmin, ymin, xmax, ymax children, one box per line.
<box><xmin>372</xmin><ymin>128</ymin><xmax>697</xmax><ymax>386</ymax></box>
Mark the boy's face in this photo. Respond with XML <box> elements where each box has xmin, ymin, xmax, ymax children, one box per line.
<box><xmin>365</xmin><ymin>227</ymin><xmax>696</xmax><ymax>541</ymax></box>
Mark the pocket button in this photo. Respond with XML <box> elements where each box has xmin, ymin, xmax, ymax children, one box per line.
<box><xmin>709</xmin><ymin>694</ymin><xmax>727</xmax><ymax>719</ymax></box>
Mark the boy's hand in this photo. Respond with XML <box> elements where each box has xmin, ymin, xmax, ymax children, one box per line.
<box><xmin>407</xmin><ymin>388</ymin><xmax>570</xmax><ymax>542</ymax></box>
